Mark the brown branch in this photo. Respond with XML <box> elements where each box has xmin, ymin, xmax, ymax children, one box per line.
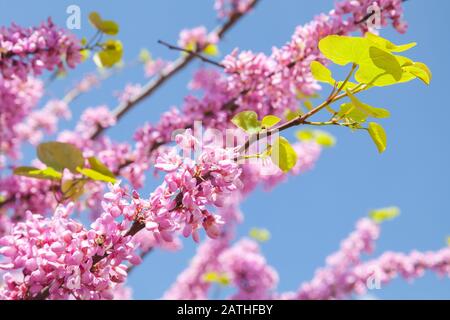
<box><xmin>0</xmin><ymin>0</ymin><xmax>261</xmax><ymax>211</ymax></box>
<box><xmin>90</xmin><ymin>0</ymin><xmax>260</xmax><ymax>140</ymax></box>
<box><xmin>157</xmin><ymin>40</ymin><xmax>225</xmax><ymax>69</ymax></box>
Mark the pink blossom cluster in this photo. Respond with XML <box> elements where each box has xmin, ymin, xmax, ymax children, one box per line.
<box><xmin>15</xmin><ymin>99</ymin><xmax>71</xmax><ymax>146</ymax></box>
<box><xmin>115</xmin><ymin>83</ymin><xmax>143</xmax><ymax>104</ymax></box>
<box><xmin>163</xmin><ymin>236</ymin><xmax>231</xmax><ymax>299</ymax></box>
<box><xmin>0</xmin><ymin>18</ymin><xmax>81</xmax><ymax>80</ymax></box>
<box><xmin>73</xmin><ymin>106</ymin><xmax>116</xmax><ymax>139</ymax></box>
<box><xmin>0</xmin><ymin>190</ymin><xmax>142</xmax><ymax>300</ymax></box>
<box><xmin>178</xmin><ymin>26</ymin><xmax>218</xmax><ymax>50</ymax></box>
<box><xmin>334</xmin><ymin>0</ymin><xmax>407</xmax><ymax>33</ymax></box>
<box><xmin>0</xmin><ymin>175</ymin><xmax>54</xmax><ymax>228</ymax></box>
<box><xmin>292</xmin><ymin>218</ymin><xmax>380</xmax><ymax>300</ymax></box>
<box><xmin>0</xmin><ymin>76</ymin><xmax>43</xmax><ymax>160</ymax></box>
<box><xmin>219</xmin><ymin>238</ymin><xmax>278</xmax><ymax>299</ymax></box>
<box><xmin>147</xmin><ymin>129</ymin><xmax>242</xmax><ymax>243</ymax></box>
<box><xmin>214</xmin><ymin>0</ymin><xmax>255</xmax><ymax>19</ymax></box>
<box><xmin>279</xmin><ymin>218</ymin><xmax>450</xmax><ymax>300</ymax></box>
<box><xmin>144</xmin><ymin>58</ymin><xmax>167</xmax><ymax>78</ymax></box>
<box><xmin>163</xmin><ymin>197</ymin><xmax>243</xmax><ymax>299</ymax></box>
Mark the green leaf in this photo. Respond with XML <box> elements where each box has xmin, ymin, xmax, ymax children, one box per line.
<box><xmin>139</xmin><ymin>49</ymin><xmax>151</xmax><ymax>63</ymax></box>
<box><xmin>310</xmin><ymin>61</ymin><xmax>334</xmax><ymax>84</ymax></box>
<box><xmin>93</xmin><ymin>39</ymin><xmax>123</xmax><ymax>68</ymax></box>
<box><xmin>88</xmin><ymin>12</ymin><xmax>102</xmax><ymax>28</ymax></box>
<box><xmin>369</xmin><ymin>206</ymin><xmax>400</xmax><ymax>223</ymax></box>
<box><xmin>203</xmin><ymin>272</ymin><xmax>230</xmax><ymax>286</ymax></box>
<box><xmin>314</xmin><ymin>131</ymin><xmax>336</xmax><ymax>147</ymax></box>
<box><xmin>77</xmin><ymin>167</ymin><xmax>116</xmax><ymax>183</ymax></box>
<box><xmin>203</xmin><ymin>44</ymin><xmax>219</xmax><ymax>56</ymax></box>
<box><xmin>404</xmin><ymin>62</ymin><xmax>432</xmax><ymax>85</ymax></box>
<box><xmin>284</xmin><ymin>108</ymin><xmax>302</xmax><ymax>121</ymax></box>
<box><xmin>88</xmin><ymin>157</ymin><xmax>116</xmax><ymax>180</ymax></box>
<box><xmin>37</xmin><ymin>142</ymin><xmax>84</xmax><ymax>173</ymax></box>
<box><xmin>338</xmin><ymin>91</ymin><xmax>390</xmax><ymax>122</ymax></box>
<box><xmin>447</xmin><ymin>236</ymin><xmax>450</xmax><ymax>247</ymax></box>
<box><xmin>88</xmin><ymin>12</ymin><xmax>119</xmax><ymax>35</ymax></box>
<box><xmin>271</xmin><ymin>137</ymin><xmax>298</xmax><ymax>173</ymax></box>
<box><xmin>365</xmin><ymin>32</ymin><xmax>416</xmax><ymax>53</ymax></box>
<box><xmin>368</xmin><ymin>122</ymin><xmax>387</xmax><ymax>153</ymax></box>
<box><xmin>318</xmin><ymin>35</ymin><xmax>371</xmax><ymax>66</ymax></box>
<box><xmin>261</xmin><ymin>115</ymin><xmax>281</xmax><ymax>129</ymax></box>
<box><xmin>231</xmin><ymin>111</ymin><xmax>262</xmax><ymax>134</ymax></box>
<box><xmin>61</xmin><ymin>179</ymin><xmax>86</xmax><ymax>201</ymax></box>
<box><xmin>80</xmin><ymin>49</ymin><xmax>90</xmax><ymax>62</ymax></box>
<box><xmin>295</xmin><ymin>130</ymin><xmax>314</xmax><ymax>142</ymax></box>
<box><xmin>13</xmin><ymin>166</ymin><xmax>62</xmax><ymax>180</ymax></box>
<box><xmin>249</xmin><ymin>228</ymin><xmax>271</xmax><ymax>243</ymax></box>
<box><xmin>355</xmin><ymin>46</ymin><xmax>403</xmax><ymax>85</ymax></box>
<box><xmin>296</xmin><ymin>130</ymin><xmax>336</xmax><ymax>147</ymax></box>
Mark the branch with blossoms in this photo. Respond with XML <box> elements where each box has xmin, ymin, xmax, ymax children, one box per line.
<box><xmin>0</xmin><ymin>0</ymin><xmax>407</xmax><ymax>217</ymax></box>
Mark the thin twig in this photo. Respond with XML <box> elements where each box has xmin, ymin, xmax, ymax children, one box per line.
<box><xmin>157</xmin><ymin>40</ymin><xmax>225</xmax><ymax>69</ymax></box>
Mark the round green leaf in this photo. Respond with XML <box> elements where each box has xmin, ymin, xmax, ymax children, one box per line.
<box><xmin>270</xmin><ymin>137</ymin><xmax>298</xmax><ymax>173</ymax></box>
<box><xmin>310</xmin><ymin>61</ymin><xmax>334</xmax><ymax>84</ymax></box>
<box><xmin>94</xmin><ymin>40</ymin><xmax>123</xmax><ymax>68</ymax></box>
<box><xmin>261</xmin><ymin>115</ymin><xmax>281</xmax><ymax>129</ymax></box>
<box><xmin>37</xmin><ymin>142</ymin><xmax>84</xmax><ymax>173</ymax></box>
<box><xmin>231</xmin><ymin>111</ymin><xmax>262</xmax><ymax>134</ymax></box>
<box><xmin>88</xmin><ymin>12</ymin><xmax>119</xmax><ymax>35</ymax></box>
<box><xmin>203</xmin><ymin>44</ymin><xmax>219</xmax><ymax>56</ymax></box>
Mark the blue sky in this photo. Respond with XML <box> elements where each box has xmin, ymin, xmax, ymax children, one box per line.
<box><xmin>1</xmin><ymin>0</ymin><xmax>449</xmax><ymax>299</ymax></box>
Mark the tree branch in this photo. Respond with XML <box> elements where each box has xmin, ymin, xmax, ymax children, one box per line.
<box><xmin>157</xmin><ymin>40</ymin><xmax>225</xmax><ymax>69</ymax></box>
<box><xmin>90</xmin><ymin>0</ymin><xmax>260</xmax><ymax>139</ymax></box>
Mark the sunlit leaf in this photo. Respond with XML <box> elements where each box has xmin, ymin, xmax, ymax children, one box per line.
<box><xmin>369</xmin><ymin>206</ymin><xmax>400</xmax><ymax>223</ymax></box>
<box><xmin>93</xmin><ymin>39</ymin><xmax>123</xmax><ymax>68</ymax></box>
<box><xmin>88</xmin><ymin>12</ymin><xmax>119</xmax><ymax>35</ymax></box>
<box><xmin>284</xmin><ymin>108</ymin><xmax>302</xmax><ymax>121</ymax></box>
<box><xmin>318</xmin><ymin>35</ymin><xmax>370</xmax><ymax>66</ymax></box>
<box><xmin>13</xmin><ymin>166</ymin><xmax>62</xmax><ymax>180</ymax></box>
<box><xmin>338</xmin><ymin>91</ymin><xmax>390</xmax><ymax>122</ymax></box>
<box><xmin>249</xmin><ymin>228</ymin><xmax>271</xmax><ymax>242</ymax></box>
<box><xmin>365</xmin><ymin>32</ymin><xmax>416</xmax><ymax>53</ymax></box>
<box><xmin>310</xmin><ymin>61</ymin><xmax>334</xmax><ymax>84</ymax></box>
<box><xmin>203</xmin><ymin>44</ymin><xmax>219</xmax><ymax>56</ymax></box>
<box><xmin>368</xmin><ymin>122</ymin><xmax>387</xmax><ymax>153</ymax></box>
<box><xmin>231</xmin><ymin>111</ymin><xmax>262</xmax><ymax>134</ymax></box>
<box><xmin>139</xmin><ymin>49</ymin><xmax>151</xmax><ymax>63</ymax></box>
<box><xmin>88</xmin><ymin>157</ymin><xmax>116</xmax><ymax>180</ymax></box>
<box><xmin>203</xmin><ymin>272</ymin><xmax>230</xmax><ymax>286</ymax></box>
<box><xmin>271</xmin><ymin>137</ymin><xmax>297</xmax><ymax>173</ymax></box>
<box><xmin>80</xmin><ymin>48</ymin><xmax>91</xmax><ymax>62</ymax></box>
<box><xmin>355</xmin><ymin>46</ymin><xmax>403</xmax><ymax>85</ymax></box>
<box><xmin>61</xmin><ymin>179</ymin><xmax>86</xmax><ymax>201</ymax></box>
<box><xmin>261</xmin><ymin>115</ymin><xmax>281</xmax><ymax>129</ymax></box>
<box><xmin>77</xmin><ymin>168</ymin><xmax>116</xmax><ymax>183</ymax></box>
<box><xmin>37</xmin><ymin>142</ymin><xmax>84</xmax><ymax>173</ymax></box>
<box><xmin>404</xmin><ymin>62</ymin><xmax>432</xmax><ymax>85</ymax></box>
<box><xmin>296</xmin><ymin>130</ymin><xmax>336</xmax><ymax>147</ymax></box>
